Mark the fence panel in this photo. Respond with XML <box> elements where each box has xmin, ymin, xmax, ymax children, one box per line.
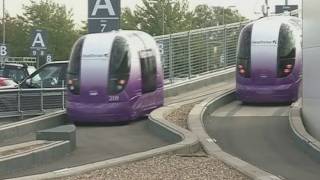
<box><xmin>155</xmin><ymin>21</ymin><xmax>249</xmax><ymax>84</ymax></box>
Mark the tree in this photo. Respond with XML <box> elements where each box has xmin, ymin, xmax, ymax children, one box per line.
<box><xmin>212</xmin><ymin>7</ymin><xmax>246</xmax><ymax>26</ymax></box>
<box><xmin>18</xmin><ymin>0</ymin><xmax>80</xmax><ymax>60</ymax></box>
<box><xmin>0</xmin><ymin>15</ymin><xmax>30</xmax><ymax>57</ymax></box>
<box><xmin>121</xmin><ymin>0</ymin><xmax>192</xmax><ymax>36</ymax></box>
<box><xmin>192</xmin><ymin>5</ymin><xmax>246</xmax><ymax>29</ymax></box>
<box><xmin>191</xmin><ymin>5</ymin><xmax>217</xmax><ymax>29</ymax></box>
<box><xmin>121</xmin><ymin>7</ymin><xmax>139</xmax><ymax>30</ymax></box>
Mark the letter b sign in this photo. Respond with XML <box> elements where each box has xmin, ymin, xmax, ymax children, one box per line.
<box><xmin>0</xmin><ymin>45</ymin><xmax>7</xmax><ymax>57</ymax></box>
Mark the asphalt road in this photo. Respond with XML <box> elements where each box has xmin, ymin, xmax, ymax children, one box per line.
<box><xmin>5</xmin><ymin>118</ymin><xmax>172</xmax><ymax>179</ymax></box>
<box><xmin>205</xmin><ymin>101</ymin><xmax>320</xmax><ymax>180</ymax></box>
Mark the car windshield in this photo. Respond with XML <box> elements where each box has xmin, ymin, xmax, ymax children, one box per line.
<box><xmin>29</xmin><ymin>64</ymin><xmax>65</xmax><ymax>88</ymax></box>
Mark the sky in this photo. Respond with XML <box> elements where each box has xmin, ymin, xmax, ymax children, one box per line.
<box><xmin>3</xmin><ymin>0</ymin><xmax>301</xmax><ymax>25</ymax></box>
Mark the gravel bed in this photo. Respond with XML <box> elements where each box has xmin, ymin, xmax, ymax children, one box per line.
<box><xmin>64</xmin><ymin>153</ymin><xmax>248</xmax><ymax>180</ymax></box>
<box><xmin>166</xmin><ymin>103</ymin><xmax>197</xmax><ymax>129</ymax></box>
<box><xmin>62</xmin><ymin>103</ymin><xmax>249</xmax><ymax>180</ymax></box>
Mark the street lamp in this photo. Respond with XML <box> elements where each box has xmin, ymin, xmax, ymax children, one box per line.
<box><xmin>2</xmin><ymin>0</ymin><xmax>5</xmax><ymax>44</ymax></box>
<box><xmin>149</xmin><ymin>0</ymin><xmax>165</xmax><ymax>36</ymax></box>
<box><xmin>223</xmin><ymin>5</ymin><xmax>236</xmax><ymax>26</ymax></box>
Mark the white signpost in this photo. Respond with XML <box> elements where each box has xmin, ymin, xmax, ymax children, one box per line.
<box><xmin>30</xmin><ymin>29</ymin><xmax>48</xmax><ymax>67</ymax></box>
<box><xmin>88</xmin><ymin>0</ymin><xmax>121</xmax><ymax>33</ymax></box>
<box><xmin>0</xmin><ymin>44</ymin><xmax>7</xmax><ymax>66</ymax></box>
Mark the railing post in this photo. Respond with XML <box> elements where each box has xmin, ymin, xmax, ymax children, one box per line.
<box><xmin>40</xmin><ymin>81</ymin><xmax>44</xmax><ymax>113</ymax></box>
<box><xmin>224</xmin><ymin>25</ymin><xmax>227</xmax><ymax>69</ymax></box>
<box><xmin>18</xmin><ymin>84</ymin><xmax>22</xmax><ymax>119</ymax></box>
<box><xmin>188</xmin><ymin>31</ymin><xmax>192</xmax><ymax>79</ymax></box>
<box><xmin>62</xmin><ymin>80</ymin><xmax>65</xmax><ymax>110</ymax></box>
<box><xmin>169</xmin><ymin>34</ymin><xmax>174</xmax><ymax>84</ymax></box>
<box><xmin>206</xmin><ymin>31</ymin><xmax>210</xmax><ymax>72</ymax></box>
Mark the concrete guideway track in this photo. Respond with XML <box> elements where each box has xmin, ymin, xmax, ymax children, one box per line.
<box><xmin>6</xmin><ymin>119</ymin><xmax>170</xmax><ymax>179</ymax></box>
<box><xmin>2</xmin><ymin>75</ymin><xmax>235</xmax><ymax>179</ymax></box>
<box><xmin>206</xmin><ymin>101</ymin><xmax>320</xmax><ymax>180</ymax></box>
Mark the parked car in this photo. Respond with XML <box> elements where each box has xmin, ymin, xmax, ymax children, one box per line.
<box><xmin>20</xmin><ymin>61</ymin><xmax>68</xmax><ymax>88</ymax></box>
<box><xmin>0</xmin><ymin>63</ymin><xmax>36</xmax><ymax>83</ymax></box>
<box><xmin>0</xmin><ymin>77</ymin><xmax>17</xmax><ymax>89</ymax></box>
<box><xmin>0</xmin><ymin>61</ymin><xmax>69</xmax><ymax>114</ymax></box>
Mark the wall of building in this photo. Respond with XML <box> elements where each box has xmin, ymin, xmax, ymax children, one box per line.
<box><xmin>303</xmin><ymin>1</ymin><xmax>320</xmax><ymax>139</ymax></box>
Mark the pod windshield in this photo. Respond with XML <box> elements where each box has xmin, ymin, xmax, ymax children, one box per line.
<box><xmin>237</xmin><ymin>24</ymin><xmax>253</xmax><ymax>78</ymax></box>
<box><xmin>278</xmin><ymin>23</ymin><xmax>296</xmax><ymax>59</ymax></box>
<box><xmin>108</xmin><ymin>36</ymin><xmax>131</xmax><ymax>95</ymax></box>
<box><xmin>238</xmin><ymin>24</ymin><xmax>253</xmax><ymax>60</ymax></box>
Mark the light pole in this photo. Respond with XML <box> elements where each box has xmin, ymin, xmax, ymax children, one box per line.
<box><xmin>2</xmin><ymin>0</ymin><xmax>5</xmax><ymax>44</ymax></box>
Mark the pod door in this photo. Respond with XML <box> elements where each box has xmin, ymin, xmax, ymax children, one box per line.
<box><xmin>139</xmin><ymin>49</ymin><xmax>157</xmax><ymax>94</ymax></box>
<box><xmin>68</xmin><ymin>37</ymin><xmax>85</xmax><ymax>95</ymax></box>
<box><xmin>250</xmin><ymin>21</ymin><xmax>279</xmax><ymax>85</ymax></box>
<box><xmin>277</xmin><ymin>24</ymin><xmax>296</xmax><ymax>78</ymax></box>
<box><xmin>107</xmin><ymin>37</ymin><xmax>131</xmax><ymax>96</ymax></box>
<box><xmin>237</xmin><ymin>24</ymin><xmax>253</xmax><ymax>78</ymax></box>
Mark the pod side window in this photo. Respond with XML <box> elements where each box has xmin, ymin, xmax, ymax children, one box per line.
<box><xmin>237</xmin><ymin>24</ymin><xmax>253</xmax><ymax>78</ymax></box>
<box><xmin>139</xmin><ymin>49</ymin><xmax>157</xmax><ymax>94</ymax></box>
<box><xmin>67</xmin><ymin>37</ymin><xmax>85</xmax><ymax>94</ymax></box>
<box><xmin>108</xmin><ymin>36</ymin><xmax>131</xmax><ymax>95</ymax></box>
<box><xmin>278</xmin><ymin>23</ymin><xmax>296</xmax><ymax>77</ymax></box>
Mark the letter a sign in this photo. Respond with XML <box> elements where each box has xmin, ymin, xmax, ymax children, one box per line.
<box><xmin>88</xmin><ymin>0</ymin><xmax>120</xmax><ymax>33</ymax></box>
<box><xmin>30</xmin><ymin>29</ymin><xmax>47</xmax><ymax>51</ymax></box>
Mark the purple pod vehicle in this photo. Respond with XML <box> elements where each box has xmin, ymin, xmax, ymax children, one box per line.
<box><xmin>67</xmin><ymin>31</ymin><xmax>164</xmax><ymax>123</ymax></box>
<box><xmin>236</xmin><ymin>16</ymin><xmax>302</xmax><ymax>103</ymax></box>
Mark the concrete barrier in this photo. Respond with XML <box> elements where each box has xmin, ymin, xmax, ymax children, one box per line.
<box><xmin>37</xmin><ymin>125</ymin><xmax>76</xmax><ymax>151</ymax></box>
<box><xmin>289</xmin><ymin>101</ymin><xmax>320</xmax><ymax>161</ymax></box>
<box><xmin>0</xmin><ymin>111</ymin><xmax>67</xmax><ymax>144</ymax></box>
<box><xmin>0</xmin><ymin>140</ymin><xmax>70</xmax><ymax>179</ymax></box>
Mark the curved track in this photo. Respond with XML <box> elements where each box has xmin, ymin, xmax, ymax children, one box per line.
<box><xmin>205</xmin><ymin>101</ymin><xmax>320</xmax><ymax>180</ymax></box>
<box><xmin>1</xmin><ymin>81</ymin><xmax>234</xmax><ymax>179</ymax></box>
<box><xmin>6</xmin><ymin>119</ymin><xmax>170</xmax><ymax>179</ymax></box>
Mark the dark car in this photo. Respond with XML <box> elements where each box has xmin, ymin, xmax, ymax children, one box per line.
<box><xmin>20</xmin><ymin>61</ymin><xmax>68</xmax><ymax>88</ymax></box>
<box><xmin>0</xmin><ymin>63</ymin><xmax>36</xmax><ymax>83</ymax></box>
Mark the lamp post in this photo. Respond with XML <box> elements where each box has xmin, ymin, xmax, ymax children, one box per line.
<box><xmin>2</xmin><ymin>0</ymin><xmax>5</xmax><ymax>44</ymax></box>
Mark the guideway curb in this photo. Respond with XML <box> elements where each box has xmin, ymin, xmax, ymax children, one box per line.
<box><xmin>0</xmin><ymin>110</ymin><xmax>67</xmax><ymax>144</ymax></box>
<box><xmin>9</xmin><ymin>105</ymin><xmax>200</xmax><ymax>180</ymax></box>
<box><xmin>188</xmin><ymin>90</ymin><xmax>281</xmax><ymax>180</ymax></box>
<box><xmin>0</xmin><ymin>140</ymin><xmax>70</xmax><ymax>178</ymax></box>
<box><xmin>289</xmin><ymin>101</ymin><xmax>320</xmax><ymax>161</ymax></box>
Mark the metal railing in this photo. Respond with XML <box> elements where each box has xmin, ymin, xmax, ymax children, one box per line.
<box><xmin>2</xmin><ymin>57</ymin><xmax>37</xmax><ymax>66</ymax></box>
<box><xmin>0</xmin><ymin>82</ymin><xmax>66</xmax><ymax>118</ymax></box>
<box><xmin>154</xmin><ymin>21</ymin><xmax>248</xmax><ymax>84</ymax></box>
